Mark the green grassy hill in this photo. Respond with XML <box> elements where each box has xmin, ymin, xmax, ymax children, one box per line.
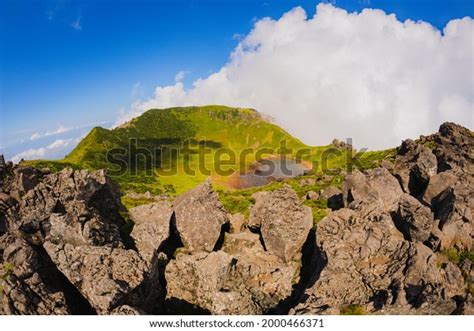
<box><xmin>24</xmin><ymin>105</ymin><xmax>394</xmax><ymax>199</ymax></box>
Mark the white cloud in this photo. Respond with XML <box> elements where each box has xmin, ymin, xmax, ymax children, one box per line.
<box><xmin>45</xmin><ymin>124</ymin><xmax>69</xmax><ymax>137</ymax></box>
<box><xmin>116</xmin><ymin>4</ymin><xmax>474</xmax><ymax>150</ymax></box>
<box><xmin>47</xmin><ymin>139</ymin><xmax>71</xmax><ymax>149</ymax></box>
<box><xmin>11</xmin><ymin>139</ymin><xmax>72</xmax><ymax>163</ymax></box>
<box><xmin>28</xmin><ymin>125</ymin><xmax>70</xmax><ymax>141</ymax></box>
<box><xmin>30</xmin><ymin>133</ymin><xmax>41</xmax><ymax>141</ymax></box>
<box><xmin>11</xmin><ymin>148</ymin><xmax>48</xmax><ymax>163</ymax></box>
<box><xmin>71</xmin><ymin>15</ymin><xmax>82</xmax><ymax>31</ymax></box>
<box><xmin>174</xmin><ymin>70</ymin><xmax>189</xmax><ymax>83</ymax></box>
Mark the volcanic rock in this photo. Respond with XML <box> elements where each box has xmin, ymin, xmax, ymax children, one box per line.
<box><xmin>173</xmin><ymin>179</ymin><xmax>229</xmax><ymax>253</ymax></box>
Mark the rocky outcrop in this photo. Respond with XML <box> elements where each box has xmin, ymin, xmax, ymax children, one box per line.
<box><xmin>165</xmin><ymin>229</ymin><xmax>300</xmax><ymax>314</ymax></box>
<box><xmin>249</xmin><ymin>185</ymin><xmax>312</xmax><ymax>262</ymax></box>
<box><xmin>294</xmin><ymin>205</ymin><xmax>465</xmax><ymax>314</ymax></box>
<box><xmin>43</xmin><ymin>242</ymin><xmax>146</xmax><ymax>314</ymax></box>
<box><xmin>129</xmin><ymin>201</ymin><xmax>173</xmax><ymax>264</ymax></box>
<box><xmin>5</xmin><ymin>168</ymin><xmax>124</xmax><ymax>247</ymax></box>
<box><xmin>431</xmin><ymin>178</ymin><xmax>473</xmax><ymax>250</ymax></box>
<box><xmin>293</xmin><ymin>123</ymin><xmax>473</xmax><ymax>315</ymax></box>
<box><xmin>393</xmin><ymin>193</ymin><xmax>434</xmax><ymax>243</ymax></box>
<box><xmin>433</xmin><ymin>122</ymin><xmax>473</xmax><ymax>172</ymax></box>
<box><xmin>0</xmin><ymin>235</ymin><xmax>71</xmax><ymax>315</ymax></box>
<box><xmin>343</xmin><ymin>167</ymin><xmax>403</xmax><ymax>215</ymax></box>
<box><xmin>0</xmin><ymin>167</ymin><xmax>154</xmax><ymax>315</ymax></box>
<box><xmin>173</xmin><ymin>179</ymin><xmax>229</xmax><ymax>253</ymax></box>
<box><xmin>165</xmin><ymin>184</ymin><xmax>312</xmax><ymax>314</ymax></box>
<box><xmin>392</xmin><ymin>139</ymin><xmax>437</xmax><ymax>197</ymax></box>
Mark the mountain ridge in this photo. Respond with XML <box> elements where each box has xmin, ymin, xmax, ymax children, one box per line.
<box><xmin>22</xmin><ymin>105</ymin><xmax>394</xmax><ymax>197</ymax></box>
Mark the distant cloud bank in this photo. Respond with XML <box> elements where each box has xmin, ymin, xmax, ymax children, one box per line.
<box><xmin>11</xmin><ymin>139</ymin><xmax>72</xmax><ymax>163</ymax></box>
<box><xmin>116</xmin><ymin>3</ymin><xmax>473</xmax><ymax>149</ymax></box>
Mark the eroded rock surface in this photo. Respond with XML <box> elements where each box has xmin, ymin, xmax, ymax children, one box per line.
<box><xmin>129</xmin><ymin>201</ymin><xmax>173</xmax><ymax>264</ymax></box>
<box><xmin>249</xmin><ymin>185</ymin><xmax>313</xmax><ymax>262</ymax></box>
<box><xmin>173</xmin><ymin>179</ymin><xmax>229</xmax><ymax>253</ymax></box>
<box><xmin>43</xmin><ymin>242</ymin><xmax>146</xmax><ymax>314</ymax></box>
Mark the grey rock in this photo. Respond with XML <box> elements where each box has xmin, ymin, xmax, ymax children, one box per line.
<box><xmin>165</xmin><ymin>251</ymin><xmax>237</xmax><ymax>313</ymax></box>
<box><xmin>166</xmin><ymin>231</ymin><xmax>298</xmax><ymax>315</ymax></box>
<box><xmin>392</xmin><ymin>139</ymin><xmax>437</xmax><ymax>197</ymax></box>
<box><xmin>9</xmin><ymin>167</ymin><xmax>43</xmax><ymax>200</ymax></box>
<box><xmin>229</xmin><ymin>213</ymin><xmax>245</xmax><ymax>234</ymax></box>
<box><xmin>343</xmin><ymin>168</ymin><xmax>403</xmax><ymax>215</ymax></box>
<box><xmin>393</xmin><ymin>193</ymin><xmax>434</xmax><ymax>243</ymax></box>
<box><xmin>173</xmin><ymin>179</ymin><xmax>229</xmax><ymax>253</ymax></box>
<box><xmin>432</xmin><ymin>179</ymin><xmax>473</xmax><ymax>250</ymax></box>
<box><xmin>222</xmin><ymin>231</ymin><xmax>296</xmax><ymax>311</ymax></box>
<box><xmin>433</xmin><ymin>122</ymin><xmax>474</xmax><ymax>172</ymax></box>
<box><xmin>249</xmin><ymin>185</ymin><xmax>313</xmax><ymax>262</ymax></box>
<box><xmin>129</xmin><ymin>201</ymin><xmax>173</xmax><ymax>264</ymax></box>
<box><xmin>294</xmin><ymin>208</ymin><xmax>464</xmax><ymax>315</ymax></box>
<box><xmin>422</xmin><ymin>170</ymin><xmax>460</xmax><ymax>205</ymax></box>
<box><xmin>110</xmin><ymin>305</ymin><xmax>144</xmax><ymax>315</ymax></box>
<box><xmin>0</xmin><ymin>235</ymin><xmax>70</xmax><ymax>315</ymax></box>
<box><xmin>9</xmin><ymin>168</ymin><xmax>124</xmax><ymax>247</ymax></box>
<box><xmin>44</xmin><ymin>242</ymin><xmax>147</xmax><ymax>314</ymax></box>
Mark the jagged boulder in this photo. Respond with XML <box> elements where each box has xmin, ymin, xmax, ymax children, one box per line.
<box><xmin>422</xmin><ymin>170</ymin><xmax>460</xmax><ymax>205</ymax></box>
<box><xmin>391</xmin><ymin>139</ymin><xmax>437</xmax><ymax>197</ymax></box>
<box><xmin>431</xmin><ymin>178</ymin><xmax>473</xmax><ymax>250</ymax></box>
<box><xmin>393</xmin><ymin>193</ymin><xmax>434</xmax><ymax>243</ymax></box>
<box><xmin>433</xmin><ymin>122</ymin><xmax>474</xmax><ymax>172</ymax></box>
<box><xmin>165</xmin><ymin>231</ymin><xmax>299</xmax><ymax>315</ymax></box>
<box><xmin>249</xmin><ymin>185</ymin><xmax>313</xmax><ymax>262</ymax></box>
<box><xmin>0</xmin><ymin>192</ymin><xmax>16</xmax><ymax>235</ymax></box>
<box><xmin>343</xmin><ymin>168</ymin><xmax>403</xmax><ymax>215</ymax></box>
<box><xmin>129</xmin><ymin>201</ymin><xmax>173</xmax><ymax>264</ymax></box>
<box><xmin>8</xmin><ymin>166</ymin><xmax>44</xmax><ymax>200</ymax></box>
<box><xmin>293</xmin><ymin>208</ymin><xmax>465</xmax><ymax>315</ymax></box>
<box><xmin>44</xmin><ymin>242</ymin><xmax>147</xmax><ymax>314</ymax></box>
<box><xmin>221</xmin><ymin>231</ymin><xmax>296</xmax><ymax>311</ymax></box>
<box><xmin>228</xmin><ymin>213</ymin><xmax>245</xmax><ymax>233</ymax></box>
<box><xmin>173</xmin><ymin>179</ymin><xmax>229</xmax><ymax>253</ymax></box>
<box><xmin>0</xmin><ymin>235</ymin><xmax>71</xmax><ymax>315</ymax></box>
<box><xmin>165</xmin><ymin>251</ymin><xmax>240</xmax><ymax>313</ymax></box>
<box><xmin>7</xmin><ymin>168</ymin><xmax>124</xmax><ymax>247</ymax></box>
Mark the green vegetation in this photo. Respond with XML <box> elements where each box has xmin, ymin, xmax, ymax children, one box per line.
<box><xmin>23</xmin><ymin>105</ymin><xmax>393</xmax><ymax>214</ymax></box>
<box><xmin>356</xmin><ymin>149</ymin><xmax>396</xmax><ymax>170</ymax></box>
<box><xmin>121</xmin><ymin>196</ymin><xmax>156</xmax><ymax>210</ymax></box>
<box><xmin>442</xmin><ymin>247</ymin><xmax>474</xmax><ymax>265</ymax></box>
<box><xmin>218</xmin><ymin>172</ymin><xmax>342</xmax><ymax>226</ymax></box>
<box><xmin>422</xmin><ymin>140</ymin><xmax>436</xmax><ymax>150</ymax></box>
<box><xmin>340</xmin><ymin>304</ymin><xmax>365</xmax><ymax>315</ymax></box>
<box><xmin>467</xmin><ymin>283</ymin><xmax>474</xmax><ymax>295</ymax></box>
<box><xmin>2</xmin><ymin>262</ymin><xmax>14</xmax><ymax>274</ymax></box>
<box><xmin>0</xmin><ymin>262</ymin><xmax>15</xmax><ymax>296</ymax></box>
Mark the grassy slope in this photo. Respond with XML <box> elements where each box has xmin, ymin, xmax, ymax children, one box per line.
<box><xmin>23</xmin><ymin>105</ymin><xmax>395</xmax><ymax>215</ymax></box>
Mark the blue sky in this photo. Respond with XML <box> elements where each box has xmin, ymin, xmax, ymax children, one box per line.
<box><xmin>1</xmin><ymin>0</ymin><xmax>473</xmax><ymax>160</ymax></box>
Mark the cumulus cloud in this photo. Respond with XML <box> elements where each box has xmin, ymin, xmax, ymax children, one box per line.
<box><xmin>174</xmin><ymin>70</ymin><xmax>189</xmax><ymax>83</ymax></box>
<box><xmin>116</xmin><ymin>3</ymin><xmax>473</xmax><ymax>149</ymax></box>
<box><xmin>11</xmin><ymin>139</ymin><xmax>72</xmax><ymax>163</ymax></box>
